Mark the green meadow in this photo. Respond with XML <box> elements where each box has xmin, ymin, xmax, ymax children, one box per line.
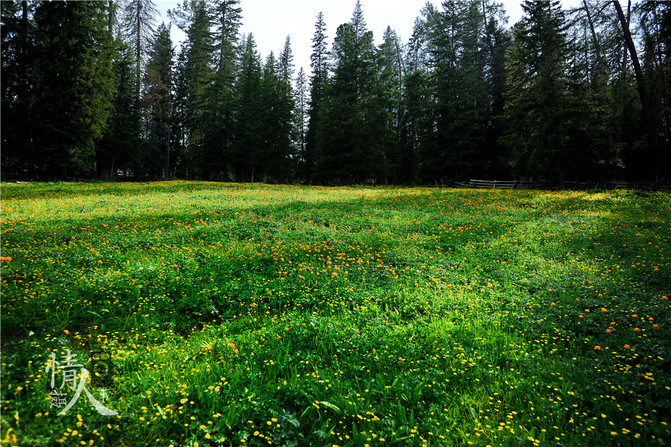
<box><xmin>1</xmin><ymin>181</ymin><xmax>669</xmax><ymax>447</ymax></box>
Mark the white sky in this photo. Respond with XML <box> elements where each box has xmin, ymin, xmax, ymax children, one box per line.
<box><xmin>154</xmin><ymin>0</ymin><xmax>581</xmax><ymax>75</ymax></box>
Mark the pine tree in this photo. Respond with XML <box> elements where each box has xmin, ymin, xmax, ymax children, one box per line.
<box><xmin>123</xmin><ymin>0</ymin><xmax>157</xmax><ymax>89</ymax></box>
<box><xmin>502</xmin><ymin>0</ymin><xmax>574</xmax><ymax>185</ymax></box>
<box><xmin>378</xmin><ymin>27</ymin><xmax>405</xmax><ymax>182</ymax></box>
<box><xmin>636</xmin><ymin>1</ymin><xmax>671</xmax><ymax>179</ymax></box>
<box><xmin>295</xmin><ymin>67</ymin><xmax>309</xmax><ymax>180</ymax></box>
<box><xmin>122</xmin><ymin>0</ymin><xmax>158</xmax><ymax>176</ymax></box>
<box><xmin>97</xmin><ymin>39</ymin><xmax>142</xmax><ymax>180</ymax></box>
<box><xmin>259</xmin><ymin>51</ymin><xmax>278</xmax><ymax>180</ymax></box>
<box><xmin>271</xmin><ymin>36</ymin><xmax>297</xmax><ymax>180</ymax></box>
<box><xmin>170</xmin><ymin>0</ymin><xmax>214</xmax><ymax>179</ymax></box>
<box><xmin>423</xmin><ymin>0</ymin><xmax>460</xmax><ymax>182</ymax></box>
<box><xmin>211</xmin><ymin>0</ymin><xmax>241</xmax><ymax>77</ymax></box>
<box><xmin>305</xmin><ymin>11</ymin><xmax>329</xmax><ymax>182</ymax></box>
<box><xmin>255</xmin><ymin>49</ymin><xmax>295</xmax><ymax>182</ymax></box>
<box><xmin>171</xmin><ymin>47</ymin><xmax>189</xmax><ymax>177</ymax></box>
<box><xmin>606</xmin><ymin>0</ymin><xmax>646</xmax><ymax>179</ymax></box>
<box><xmin>206</xmin><ymin>0</ymin><xmax>242</xmax><ymax>179</ymax></box>
<box><xmin>450</xmin><ymin>1</ymin><xmax>488</xmax><ymax>180</ymax></box>
<box><xmin>401</xmin><ymin>68</ymin><xmax>433</xmax><ymax>183</ymax></box>
<box><xmin>279</xmin><ymin>35</ymin><xmax>294</xmax><ymax>82</ymax></box>
<box><xmin>565</xmin><ymin>0</ymin><xmax>644</xmax><ymax>180</ymax></box>
<box><xmin>400</xmin><ymin>13</ymin><xmax>435</xmax><ymax>184</ymax></box>
<box><xmin>1</xmin><ymin>0</ymin><xmax>36</xmax><ymax>179</ymax></box>
<box><xmin>233</xmin><ymin>33</ymin><xmax>263</xmax><ymax>181</ymax></box>
<box><xmin>144</xmin><ymin>22</ymin><xmax>173</xmax><ymax>178</ymax></box>
<box><xmin>481</xmin><ymin>0</ymin><xmax>510</xmax><ymax>178</ymax></box>
<box><xmin>559</xmin><ymin>2</ymin><xmax>612</xmax><ymax>180</ymax></box>
<box><xmin>32</xmin><ymin>0</ymin><xmax>115</xmax><ymax>178</ymax></box>
<box><xmin>317</xmin><ymin>1</ymin><xmax>391</xmax><ymax>183</ymax></box>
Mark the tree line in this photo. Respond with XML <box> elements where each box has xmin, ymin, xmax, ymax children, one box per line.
<box><xmin>2</xmin><ymin>0</ymin><xmax>669</xmax><ymax>184</ymax></box>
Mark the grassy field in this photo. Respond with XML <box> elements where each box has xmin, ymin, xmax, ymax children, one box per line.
<box><xmin>1</xmin><ymin>181</ymin><xmax>669</xmax><ymax>447</ymax></box>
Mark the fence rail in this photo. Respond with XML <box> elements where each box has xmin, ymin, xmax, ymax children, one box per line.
<box><xmin>468</xmin><ymin>179</ymin><xmax>670</xmax><ymax>190</ymax></box>
<box><xmin>469</xmin><ymin>179</ymin><xmax>519</xmax><ymax>189</ymax></box>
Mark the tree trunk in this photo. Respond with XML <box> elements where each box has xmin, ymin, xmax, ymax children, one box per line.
<box><xmin>394</xmin><ymin>38</ymin><xmax>404</xmax><ymax>145</ymax></box>
<box><xmin>616</xmin><ymin>1</ymin><xmax>630</xmax><ymax>158</ymax></box>
<box><xmin>21</xmin><ymin>1</ymin><xmax>36</xmax><ymax>179</ymax></box>
<box><xmin>164</xmin><ymin>125</ymin><xmax>170</xmax><ymax>178</ymax></box>
<box><xmin>582</xmin><ymin>0</ymin><xmax>606</xmax><ymax>79</ymax></box>
<box><xmin>613</xmin><ymin>0</ymin><xmax>659</xmax><ymax>179</ymax></box>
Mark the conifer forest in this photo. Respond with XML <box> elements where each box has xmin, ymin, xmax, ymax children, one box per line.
<box><xmin>2</xmin><ymin>0</ymin><xmax>670</xmax><ymax>185</ymax></box>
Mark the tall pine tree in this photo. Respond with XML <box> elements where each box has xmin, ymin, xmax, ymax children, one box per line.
<box><xmin>502</xmin><ymin>0</ymin><xmax>574</xmax><ymax>185</ymax></box>
<box><xmin>233</xmin><ymin>33</ymin><xmax>263</xmax><ymax>181</ymax></box>
<box><xmin>258</xmin><ymin>47</ymin><xmax>295</xmax><ymax>182</ymax></box>
<box><xmin>305</xmin><ymin>11</ymin><xmax>329</xmax><ymax>182</ymax></box>
<box><xmin>32</xmin><ymin>0</ymin><xmax>115</xmax><ymax>178</ymax></box>
<box><xmin>295</xmin><ymin>67</ymin><xmax>309</xmax><ymax>178</ymax></box>
<box><xmin>170</xmin><ymin>0</ymin><xmax>214</xmax><ymax>179</ymax></box>
<box><xmin>317</xmin><ymin>1</ymin><xmax>391</xmax><ymax>183</ymax></box>
<box><xmin>144</xmin><ymin>22</ymin><xmax>173</xmax><ymax>178</ymax></box>
<box><xmin>378</xmin><ymin>27</ymin><xmax>405</xmax><ymax>182</ymax></box>
<box><xmin>97</xmin><ymin>38</ymin><xmax>142</xmax><ymax>180</ymax></box>
<box><xmin>1</xmin><ymin>0</ymin><xmax>36</xmax><ymax>178</ymax></box>
<box><xmin>400</xmin><ymin>13</ymin><xmax>435</xmax><ymax>184</ymax></box>
<box><xmin>206</xmin><ymin>0</ymin><xmax>242</xmax><ymax>179</ymax></box>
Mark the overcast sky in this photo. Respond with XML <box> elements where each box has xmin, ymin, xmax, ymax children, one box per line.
<box><xmin>154</xmin><ymin>0</ymin><xmax>581</xmax><ymax>75</ymax></box>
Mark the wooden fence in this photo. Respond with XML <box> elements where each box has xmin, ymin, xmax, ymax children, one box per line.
<box><xmin>469</xmin><ymin>179</ymin><xmax>520</xmax><ymax>189</ymax></box>
<box><xmin>468</xmin><ymin>179</ymin><xmax>670</xmax><ymax>190</ymax></box>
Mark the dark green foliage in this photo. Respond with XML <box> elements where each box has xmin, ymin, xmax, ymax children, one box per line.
<box><xmin>305</xmin><ymin>11</ymin><xmax>329</xmax><ymax>183</ymax></box>
<box><xmin>97</xmin><ymin>41</ymin><xmax>141</xmax><ymax>180</ymax></box>
<box><xmin>171</xmin><ymin>0</ymin><xmax>214</xmax><ymax>179</ymax></box>
<box><xmin>122</xmin><ymin>0</ymin><xmax>158</xmax><ymax>178</ymax></box>
<box><xmin>480</xmin><ymin>1</ymin><xmax>510</xmax><ymax>178</ymax></box>
<box><xmin>261</xmin><ymin>38</ymin><xmax>296</xmax><ymax>182</ymax></box>
<box><xmin>143</xmin><ymin>22</ymin><xmax>173</xmax><ymax>179</ymax></box>
<box><xmin>397</xmin><ymin>0</ymin><xmax>509</xmax><ymax>184</ymax></box>
<box><xmin>401</xmin><ymin>68</ymin><xmax>434</xmax><ymax>184</ymax></box>
<box><xmin>32</xmin><ymin>1</ymin><xmax>115</xmax><ymax>179</ymax></box>
<box><xmin>378</xmin><ymin>27</ymin><xmax>404</xmax><ymax>183</ymax></box>
<box><xmin>123</xmin><ymin>0</ymin><xmax>157</xmax><ymax>65</ymax></box>
<box><xmin>232</xmin><ymin>34</ymin><xmax>263</xmax><ymax>182</ymax></box>
<box><xmin>316</xmin><ymin>1</ymin><xmax>392</xmax><ymax>184</ymax></box>
<box><xmin>1</xmin><ymin>0</ymin><xmax>667</xmax><ymax>184</ymax></box>
<box><xmin>502</xmin><ymin>0</ymin><xmax>574</xmax><ymax>184</ymax></box>
<box><xmin>637</xmin><ymin>1</ymin><xmax>671</xmax><ymax>179</ymax></box>
<box><xmin>1</xmin><ymin>0</ymin><xmax>35</xmax><ymax>179</ymax></box>
<box><xmin>205</xmin><ymin>0</ymin><xmax>242</xmax><ymax>180</ymax></box>
<box><xmin>295</xmin><ymin>67</ymin><xmax>309</xmax><ymax>179</ymax></box>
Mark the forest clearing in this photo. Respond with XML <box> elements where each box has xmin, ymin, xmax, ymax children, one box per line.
<box><xmin>1</xmin><ymin>181</ymin><xmax>669</xmax><ymax>446</ymax></box>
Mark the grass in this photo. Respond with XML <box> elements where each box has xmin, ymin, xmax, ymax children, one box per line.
<box><xmin>1</xmin><ymin>181</ymin><xmax>669</xmax><ymax>446</ymax></box>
